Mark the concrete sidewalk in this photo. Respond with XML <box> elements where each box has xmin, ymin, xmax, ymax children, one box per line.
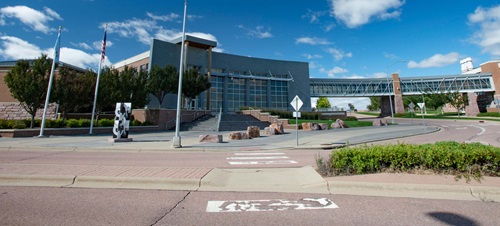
<box><xmin>1</xmin><ymin>123</ymin><xmax>500</xmax><ymax>202</ymax></box>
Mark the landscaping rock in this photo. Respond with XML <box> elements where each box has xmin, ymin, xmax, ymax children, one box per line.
<box><xmin>246</xmin><ymin>126</ymin><xmax>260</xmax><ymax>138</ymax></box>
<box><xmin>301</xmin><ymin>122</ymin><xmax>313</xmax><ymax>131</ymax></box>
<box><xmin>228</xmin><ymin>132</ymin><xmax>250</xmax><ymax>140</ymax></box>
<box><xmin>270</xmin><ymin>123</ymin><xmax>285</xmax><ymax>134</ymax></box>
<box><xmin>319</xmin><ymin>123</ymin><xmax>329</xmax><ymax>130</ymax></box>
<box><xmin>312</xmin><ymin>123</ymin><xmax>322</xmax><ymax>130</ymax></box>
<box><xmin>198</xmin><ymin>134</ymin><xmax>223</xmax><ymax>143</ymax></box>
<box><xmin>332</xmin><ymin>119</ymin><xmax>348</xmax><ymax>129</ymax></box>
<box><xmin>263</xmin><ymin>127</ymin><xmax>277</xmax><ymax>135</ymax></box>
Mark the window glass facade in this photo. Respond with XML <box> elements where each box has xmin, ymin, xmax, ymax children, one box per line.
<box><xmin>271</xmin><ymin>80</ymin><xmax>288</xmax><ymax>110</ymax></box>
<box><xmin>249</xmin><ymin>79</ymin><xmax>267</xmax><ymax>109</ymax></box>
<box><xmin>227</xmin><ymin>78</ymin><xmax>246</xmax><ymax>112</ymax></box>
<box><xmin>210</xmin><ymin>76</ymin><xmax>223</xmax><ymax>111</ymax></box>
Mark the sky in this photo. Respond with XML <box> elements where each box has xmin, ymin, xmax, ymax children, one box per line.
<box><xmin>2</xmin><ymin>0</ymin><xmax>500</xmax><ymax>110</ymax></box>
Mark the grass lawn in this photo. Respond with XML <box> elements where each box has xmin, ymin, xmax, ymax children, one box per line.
<box><xmin>287</xmin><ymin>119</ymin><xmax>372</xmax><ymax>128</ymax></box>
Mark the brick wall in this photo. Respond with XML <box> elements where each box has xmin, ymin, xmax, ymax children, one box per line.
<box><xmin>0</xmin><ymin>102</ymin><xmax>58</xmax><ymax>120</ymax></box>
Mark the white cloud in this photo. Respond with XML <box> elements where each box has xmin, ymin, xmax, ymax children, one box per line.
<box><xmin>59</xmin><ymin>47</ymin><xmax>112</xmax><ymax>69</ymax></box>
<box><xmin>329</xmin><ymin>0</ymin><xmax>404</xmax><ymax>28</ymax></box>
<box><xmin>147</xmin><ymin>12</ymin><xmax>179</xmax><ymax>21</ymax></box>
<box><xmin>237</xmin><ymin>25</ymin><xmax>273</xmax><ymax>39</ymax></box>
<box><xmin>468</xmin><ymin>6</ymin><xmax>500</xmax><ymax>57</ymax></box>
<box><xmin>0</xmin><ymin>36</ymin><xmax>42</xmax><ymax>59</ymax></box>
<box><xmin>0</xmin><ymin>35</ymin><xmax>109</xmax><ymax>70</ymax></box>
<box><xmin>326</xmin><ymin>47</ymin><xmax>352</xmax><ymax>61</ymax></box>
<box><xmin>295</xmin><ymin>37</ymin><xmax>332</xmax><ymax>45</ymax></box>
<box><xmin>408</xmin><ymin>52</ymin><xmax>461</xmax><ymax>68</ymax></box>
<box><xmin>320</xmin><ymin>66</ymin><xmax>348</xmax><ymax>78</ymax></box>
<box><xmin>302</xmin><ymin>9</ymin><xmax>328</xmax><ymax>23</ymax></box>
<box><xmin>106</xmin><ymin>13</ymin><xmax>218</xmax><ymax>46</ymax></box>
<box><xmin>304</xmin><ymin>53</ymin><xmax>323</xmax><ymax>59</ymax></box>
<box><xmin>43</xmin><ymin>7</ymin><xmax>62</xmax><ymax>21</ymax></box>
<box><xmin>106</xmin><ymin>18</ymin><xmax>156</xmax><ymax>45</ymax></box>
<box><xmin>72</xmin><ymin>42</ymin><xmax>93</xmax><ymax>50</ymax></box>
<box><xmin>0</xmin><ymin>5</ymin><xmax>62</xmax><ymax>33</ymax></box>
<box><xmin>372</xmin><ymin>72</ymin><xmax>388</xmax><ymax>78</ymax></box>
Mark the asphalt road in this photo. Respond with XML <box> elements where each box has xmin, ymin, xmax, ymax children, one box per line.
<box><xmin>1</xmin><ymin>186</ymin><xmax>498</xmax><ymax>226</ymax></box>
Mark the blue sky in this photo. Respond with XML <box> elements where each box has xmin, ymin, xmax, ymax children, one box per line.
<box><xmin>2</xmin><ymin>0</ymin><xmax>500</xmax><ymax>110</ymax></box>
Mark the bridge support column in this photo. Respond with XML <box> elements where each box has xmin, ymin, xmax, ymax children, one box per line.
<box><xmin>380</xmin><ymin>96</ymin><xmax>392</xmax><ymax>117</ymax></box>
<box><xmin>392</xmin><ymin>73</ymin><xmax>405</xmax><ymax>114</ymax></box>
<box><xmin>465</xmin><ymin>92</ymin><xmax>480</xmax><ymax>116</ymax></box>
<box><xmin>394</xmin><ymin>94</ymin><xmax>404</xmax><ymax>114</ymax></box>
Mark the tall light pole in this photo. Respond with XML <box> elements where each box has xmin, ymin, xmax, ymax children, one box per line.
<box><xmin>386</xmin><ymin>60</ymin><xmax>406</xmax><ymax>124</ymax></box>
<box><xmin>172</xmin><ymin>0</ymin><xmax>187</xmax><ymax>148</ymax></box>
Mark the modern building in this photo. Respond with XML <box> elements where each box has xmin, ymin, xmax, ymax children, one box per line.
<box><xmin>113</xmin><ymin>35</ymin><xmax>311</xmax><ymax>113</ymax></box>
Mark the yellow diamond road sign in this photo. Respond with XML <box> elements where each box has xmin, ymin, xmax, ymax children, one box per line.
<box><xmin>290</xmin><ymin>95</ymin><xmax>303</xmax><ymax>111</ymax></box>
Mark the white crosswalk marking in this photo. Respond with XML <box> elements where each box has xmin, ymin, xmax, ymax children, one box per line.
<box><xmin>228</xmin><ymin>152</ymin><xmax>297</xmax><ymax>165</ymax></box>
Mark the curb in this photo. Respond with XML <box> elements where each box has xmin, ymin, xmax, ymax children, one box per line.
<box><xmin>0</xmin><ymin>174</ymin><xmax>75</xmax><ymax>187</ymax></box>
<box><xmin>328</xmin><ymin>180</ymin><xmax>500</xmax><ymax>202</ymax></box>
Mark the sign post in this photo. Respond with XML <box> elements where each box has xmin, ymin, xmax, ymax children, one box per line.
<box><xmin>290</xmin><ymin>95</ymin><xmax>303</xmax><ymax>146</ymax></box>
<box><xmin>408</xmin><ymin>102</ymin><xmax>415</xmax><ymax>124</ymax></box>
<box><xmin>418</xmin><ymin>102</ymin><xmax>426</xmax><ymax>130</ymax></box>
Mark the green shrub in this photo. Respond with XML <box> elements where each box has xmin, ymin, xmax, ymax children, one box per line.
<box><xmin>54</xmin><ymin>119</ymin><xmax>65</xmax><ymax>128</ymax></box>
<box><xmin>12</xmin><ymin>121</ymin><xmax>27</xmax><ymax>129</ymax></box>
<box><xmin>477</xmin><ymin>112</ymin><xmax>500</xmax><ymax>117</ymax></box>
<box><xmin>131</xmin><ymin>119</ymin><xmax>142</xmax><ymax>126</ymax></box>
<box><xmin>66</xmin><ymin>119</ymin><xmax>80</xmax><ymax>128</ymax></box>
<box><xmin>319</xmin><ymin>141</ymin><xmax>500</xmax><ymax>182</ymax></box>
<box><xmin>344</xmin><ymin>116</ymin><xmax>358</xmax><ymax>121</ymax></box>
<box><xmin>78</xmin><ymin>119</ymin><xmax>91</xmax><ymax>127</ymax></box>
<box><xmin>142</xmin><ymin>121</ymin><xmax>153</xmax><ymax>126</ymax></box>
<box><xmin>0</xmin><ymin>119</ymin><xmax>8</xmax><ymax>129</ymax></box>
<box><xmin>97</xmin><ymin>119</ymin><xmax>115</xmax><ymax>127</ymax></box>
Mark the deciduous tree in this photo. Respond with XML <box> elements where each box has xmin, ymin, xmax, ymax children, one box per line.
<box><xmin>4</xmin><ymin>55</ymin><xmax>52</xmax><ymax>128</ymax></box>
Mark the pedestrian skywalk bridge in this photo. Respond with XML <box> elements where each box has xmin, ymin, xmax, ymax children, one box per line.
<box><xmin>310</xmin><ymin>73</ymin><xmax>494</xmax><ymax>97</ymax></box>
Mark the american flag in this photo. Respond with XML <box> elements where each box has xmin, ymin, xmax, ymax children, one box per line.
<box><xmin>101</xmin><ymin>26</ymin><xmax>107</xmax><ymax>62</ymax></box>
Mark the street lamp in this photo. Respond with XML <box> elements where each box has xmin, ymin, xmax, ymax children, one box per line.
<box><xmin>386</xmin><ymin>60</ymin><xmax>406</xmax><ymax>124</ymax></box>
<box><xmin>172</xmin><ymin>0</ymin><xmax>188</xmax><ymax>148</ymax></box>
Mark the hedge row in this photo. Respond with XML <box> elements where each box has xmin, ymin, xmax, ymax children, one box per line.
<box><xmin>317</xmin><ymin>141</ymin><xmax>500</xmax><ymax>182</ymax></box>
<box><xmin>0</xmin><ymin>119</ymin><xmax>152</xmax><ymax>129</ymax></box>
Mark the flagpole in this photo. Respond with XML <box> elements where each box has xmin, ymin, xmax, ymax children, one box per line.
<box><xmin>172</xmin><ymin>0</ymin><xmax>187</xmax><ymax>148</ymax></box>
<box><xmin>39</xmin><ymin>26</ymin><xmax>62</xmax><ymax>137</ymax></box>
<box><xmin>90</xmin><ymin>24</ymin><xmax>107</xmax><ymax>134</ymax></box>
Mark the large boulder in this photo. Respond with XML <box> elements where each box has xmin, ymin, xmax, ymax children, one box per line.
<box><xmin>331</xmin><ymin>119</ymin><xmax>349</xmax><ymax>129</ymax></box>
<box><xmin>228</xmin><ymin>132</ymin><xmax>250</xmax><ymax>140</ymax></box>
<box><xmin>319</xmin><ymin>123</ymin><xmax>329</xmax><ymax>130</ymax></box>
<box><xmin>246</xmin><ymin>126</ymin><xmax>260</xmax><ymax>138</ymax></box>
<box><xmin>263</xmin><ymin>127</ymin><xmax>277</xmax><ymax>135</ymax></box>
<box><xmin>301</xmin><ymin>122</ymin><xmax>312</xmax><ymax>131</ymax></box>
<box><xmin>198</xmin><ymin>134</ymin><xmax>223</xmax><ymax>143</ymax></box>
<box><xmin>269</xmin><ymin>123</ymin><xmax>285</xmax><ymax>134</ymax></box>
<box><xmin>312</xmin><ymin>123</ymin><xmax>322</xmax><ymax>131</ymax></box>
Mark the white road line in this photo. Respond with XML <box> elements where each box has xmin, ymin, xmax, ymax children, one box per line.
<box><xmin>207</xmin><ymin>198</ymin><xmax>339</xmax><ymax>212</ymax></box>
<box><xmin>228</xmin><ymin>160</ymin><xmax>298</xmax><ymax>165</ymax></box>
<box><xmin>226</xmin><ymin>156</ymin><xmax>290</xmax><ymax>160</ymax></box>
<box><xmin>469</xmin><ymin>125</ymin><xmax>486</xmax><ymax>136</ymax></box>
<box><xmin>234</xmin><ymin>153</ymin><xmax>285</xmax><ymax>156</ymax></box>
